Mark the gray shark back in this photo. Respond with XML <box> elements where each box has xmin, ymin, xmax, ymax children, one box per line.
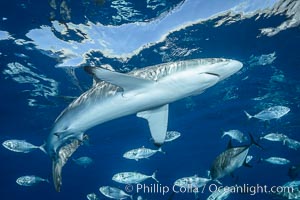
<box><xmin>59</xmin><ymin>58</ymin><xmax>228</xmax><ymax>117</ymax></box>
<box><xmin>129</xmin><ymin>58</ymin><xmax>227</xmax><ymax>81</ymax></box>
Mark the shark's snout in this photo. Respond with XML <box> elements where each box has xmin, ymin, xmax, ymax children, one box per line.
<box><xmin>209</xmin><ymin>60</ymin><xmax>243</xmax><ymax>80</ymax></box>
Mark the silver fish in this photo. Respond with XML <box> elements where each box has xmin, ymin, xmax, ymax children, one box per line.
<box><xmin>207</xmin><ymin>187</ymin><xmax>231</xmax><ymax>200</ymax></box>
<box><xmin>284</xmin><ymin>138</ymin><xmax>300</xmax><ymax>150</ymax></box>
<box><xmin>87</xmin><ymin>193</ymin><xmax>99</xmax><ymax>200</ymax></box>
<box><xmin>246</xmin><ymin>155</ymin><xmax>253</xmax><ymax>163</ymax></box>
<box><xmin>174</xmin><ymin>175</ymin><xmax>211</xmax><ymax>188</ymax></box>
<box><xmin>260</xmin><ymin>133</ymin><xmax>289</xmax><ymax>142</ymax></box>
<box><xmin>123</xmin><ymin>146</ymin><xmax>165</xmax><ymax>161</ymax></box>
<box><xmin>112</xmin><ymin>171</ymin><xmax>158</xmax><ymax>184</ymax></box>
<box><xmin>73</xmin><ymin>156</ymin><xmax>93</xmax><ymax>168</ymax></box>
<box><xmin>244</xmin><ymin>106</ymin><xmax>290</xmax><ymax>121</ymax></box>
<box><xmin>289</xmin><ymin>165</ymin><xmax>300</xmax><ymax>179</ymax></box>
<box><xmin>137</xmin><ymin>196</ymin><xmax>143</xmax><ymax>200</ymax></box>
<box><xmin>261</xmin><ymin>157</ymin><xmax>290</xmax><ymax>165</ymax></box>
<box><xmin>44</xmin><ymin>58</ymin><xmax>242</xmax><ymax>191</ymax></box>
<box><xmin>283</xmin><ymin>180</ymin><xmax>300</xmax><ymax>188</ymax></box>
<box><xmin>274</xmin><ymin>181</ymin><xmax>300</xmax><ymax>200</ymax></box>
<box><xmin>210</xmin><ymin>146</ymin><xmax>249</xmax><ymax>180</ymax></box>
<box><xmin>16</xmin><ymin>175</ymin><xmax>49</xmax><ymax>186</ymax></box>
<box><xmin>137</xmin><ymin>196</ymin><xmax>146</xmax><ymax>200</ymax></box>
<box><xmin>165</xmin><ymin>131</ymin><xmax>181</xmax><ymax>142</ymax></box>
<box><xmin>210</xmin><ymin>135</ymin><xmax>260</xmax><ymax>180</ymax></box>
<box><xmin>99</xmin><ymin>186</ymin><xmax>132</xmax><ymax>200</ymax></box>
<box><xmin>221</xmin><ymin>130</ymin><xmax>247</xmax><ymax>143</ymax></box>
<box><xmin>2</xmin><ymin>139</ymin><xmax>45</xmax><ymax>153</ymax></box>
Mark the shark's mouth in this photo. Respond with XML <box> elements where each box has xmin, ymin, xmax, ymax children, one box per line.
<box><xmin>204</xmin><ymin>72</ymin><xmax>220</xmax><ymax>78</ymax></box>
<box><xmin>52</xmin><ymin>134</ymin><xmax>88</xmax><ymax>192</ymax></box>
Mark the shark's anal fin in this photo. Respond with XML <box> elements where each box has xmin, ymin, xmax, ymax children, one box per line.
<box><xmin>52</xmin><ymin>135</ymin><xmax>88</xmax><ymax>192</ymax></box>
<box><xmin>84</xmin><ymin>66</ymin><xmax>153</xmax><ymax>91</ymax></box>
<box><xmin>137</xmin><ymin>104</ymin><xmax>169</xmax><ymax>146</ymax></box>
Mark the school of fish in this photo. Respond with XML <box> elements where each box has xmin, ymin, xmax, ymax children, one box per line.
<box><xmin>1</xmin><ymin>59</ymin><xmax>297</xmax><ymax>200</ymax></box>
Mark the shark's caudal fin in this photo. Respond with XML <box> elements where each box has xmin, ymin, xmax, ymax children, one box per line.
<box><xmin>52</xmin><ymin>135</ymin><xmax>88</xmax><ymax>192</ymax></box>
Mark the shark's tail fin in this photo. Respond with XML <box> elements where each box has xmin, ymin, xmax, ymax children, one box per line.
<box><xmin>52</xmin><ymin>134</ymin><xmax>88</xmax><ymax>192</ymax></box>
<box><xmin>52</xmin><ymin>156</ymin><xmax>63</xmax><ymax>192</ymax></box>
<box><xmin>244</xmin><ymin>111</ymin><xmax>253</xmax><ymax>119</ymax></box>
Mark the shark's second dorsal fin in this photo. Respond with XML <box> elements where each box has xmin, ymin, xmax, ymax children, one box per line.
<box><xmin>137</xmin><ymin>104</ymin><xmax>169</xmax><ymax>146</ymax></box>
<box><xmin>84</xmin><ymin>66</ymin><xmax>154</xmax><ymax>92</ymax></box>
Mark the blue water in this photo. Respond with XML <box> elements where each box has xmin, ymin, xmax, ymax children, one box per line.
<box><xmin>0</xmin><ymin>0</ymin><xmax>300</xmax><ymax>200</ymax></box>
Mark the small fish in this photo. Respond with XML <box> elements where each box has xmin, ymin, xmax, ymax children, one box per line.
<box><xmin>210</xmin><ymin>134</ymin><xmax>261</xmax><ymax>180</ymax></box>
<box><xmin>274</xmin><ymin>181</ymin><xmax>300</xmax><ymax>199</ymax></box>
<box><xmin>221</xmin><ymin>130</ymin><xmax>247</xmax><ymax>143</ymax></box>
<box><xmin>87</xmin><ymin>193</ymin><xmax>99</xmax><ymax>200</ymax></box>
<box><xmin>2</xmin><ymin>139</ymin><xmax>45</xmax><ymax>153</ymax></box>
<box><xmin>99</xmin><ymin>186</ymin><xmax>132</xmax><ymax>200</ymax></box>
<box><xmin>244</xmin><ymin>106</ymin><xmax>290</xmax><ymax>121</ymax></box>
<box><xmin>123</xmin><ymin>146</ymin><xmax>165</xmax><ymax>161</ymax></box>
<box><xmin>284</xmin><ymin>138</ymin><xmax>300</xmax><ymax>150</ymax></box>
<box><xmin>112</xmin><ymin>171</ymin><xmax>158</xmax><ymax>184</ymax></box>
<box><xmin>246</xmin><ymin>155</ymin><xmax>253</xmax><ymax>164</ymax></box>
<box><xmin>73</xmin><ymin>156</ymin><xmax>93</xmax><ymax>168</ymax></box>
<box><xmin>14</xmin><ymin>53</ymin><xmax>29</xmax><ymax>58</ymax></box>
<box><xmin>165</xmin><ymin>131</ymin><xmax>181</xmax><ymax>142</ymax></box>
<box><xmin>16</xmin><ymin>175</ymin><xmax>49</xmax><ymax>186</ymax></box>
<box><xmin>207</xmin><ymin>187</ymin><xmax>231</xmax><ymax>200</ymax></box>
<box><xmin>288</xmin><ymin>165</ymin><xmax>300</xmax><ymax>179</ymax></box>
<box><xmin>174</xmin><ymin>175</ymin><xmax>211</xmax><ymax>188</ymax></box>
<box><xmin>137</xmin><ymin>196</ymin><xmax>143</xmax><ymax>200</ymax></box>
<box><xmin>261</xmin><ymin>157</ymin><xmax>290</xmax><ymax>165</ymax></box>
<box><xmin>260</xmin><ymin>133</ymin><xmax>289</xmax><ymax>142</ymax></box>
<box><xmin>283</xmin><ymin>180</ymin><xmax>300</xmax><ymax>188</ymax></box>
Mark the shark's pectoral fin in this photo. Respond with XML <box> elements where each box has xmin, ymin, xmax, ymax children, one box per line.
<box><xmin>52</xmin><ymin>135</ymin><xmax>88</xmax><ymax>192</ymax></box>
<box><xmin>84</xmin><ymin>66</ymin><xmax>154</xmax><ymax>91</ymax></box>
<box><xmin>137</xmin><ymin>104</ymin><xmax>169</xmax><ymax>146</ymax></box>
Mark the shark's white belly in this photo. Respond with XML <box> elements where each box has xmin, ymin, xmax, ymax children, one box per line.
<box><xmin>56</xmin><ymin>70</ymin><xmax>218</xmax><ymax>135</ymax></box>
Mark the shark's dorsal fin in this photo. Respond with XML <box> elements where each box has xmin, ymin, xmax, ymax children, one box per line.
<box><xmin>84</xmin><ymin>66</ymin><xmax>153</xmax><ymax>91</ymax></box>
<box><xmin>137</xmin><ymin>104</ymin><xmax>169</xmax><ymax>146</ymax></box>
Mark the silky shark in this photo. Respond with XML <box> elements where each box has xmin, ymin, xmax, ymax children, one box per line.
<box><xmin>44</xmin><ymin>58</ymin><xmax>243</xmax><ymax>191</ymax></box>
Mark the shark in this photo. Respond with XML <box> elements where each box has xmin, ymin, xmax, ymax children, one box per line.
<box><xmin>44</xmin><ymin>58</ymin><xmax>243</xmax><ymax>191</ymax></box>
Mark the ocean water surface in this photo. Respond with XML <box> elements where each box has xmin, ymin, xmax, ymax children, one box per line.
<box><xmin>0</xmin><ymin>0</ymin><xmax>300</xmax><ymax>199</ymax></box>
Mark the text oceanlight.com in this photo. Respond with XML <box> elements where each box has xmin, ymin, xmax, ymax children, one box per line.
<box><xmin>124</xmin><ymin>183</ymin><xmax>295</xmax><ymax>196</ymax></box>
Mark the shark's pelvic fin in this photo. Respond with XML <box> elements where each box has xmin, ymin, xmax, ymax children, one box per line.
<box><xmin>137</xmin><ymin>104</ymin><xmax>169</xmax><ymax>146</ymax></box>
<box><xmin>84</xmin><ymin>66</ymin><xmax>154</xmax><ymax>91</ymax></box>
